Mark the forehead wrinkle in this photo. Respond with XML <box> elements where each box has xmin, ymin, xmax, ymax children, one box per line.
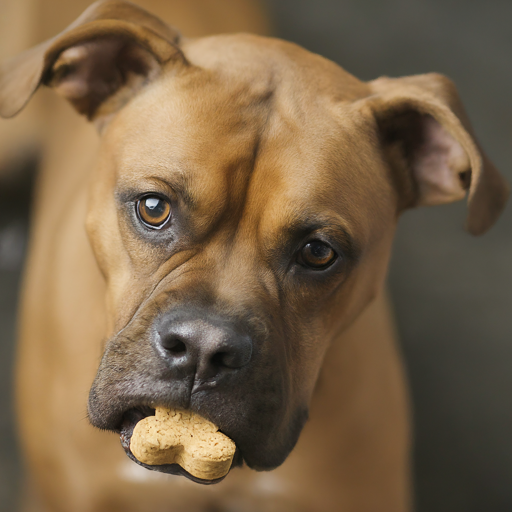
<box><xmin>111</xmin><ymin>80</ymin><xmax>274</xmax><ymax>237</ymax></box>
<box><xmin>176</xmin><ymin>78</ymin><xmax>275</xmax><ymax>244</ymax></box>
<box><xmin>263</xmin><ymin>200</ymin><xmax>354</xmax><ymax>246</ymax></box>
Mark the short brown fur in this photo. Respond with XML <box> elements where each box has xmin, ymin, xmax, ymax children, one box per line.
<box><xmin>0</xmin><ymin>1</ymin><xmax>508</xmax><ymax>512</ymax></box>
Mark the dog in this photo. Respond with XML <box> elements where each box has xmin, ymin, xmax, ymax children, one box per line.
<box><xmin>0</xmin><ymin>1</ymin><xmax>508</xmax><ymax>511</ymax></box>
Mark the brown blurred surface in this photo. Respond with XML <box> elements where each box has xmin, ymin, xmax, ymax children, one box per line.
<box><xmin>0</xmin><ymin>1</ymin><xmax>511</xmax><ymax>511</ymax></box>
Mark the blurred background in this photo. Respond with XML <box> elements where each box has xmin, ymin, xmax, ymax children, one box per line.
<box><xmin>0</xmin><ymin>0</ymin><xmax>510</xmax><ymax>511</ymax></box>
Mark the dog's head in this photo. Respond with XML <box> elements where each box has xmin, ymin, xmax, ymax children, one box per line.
<box><xmin>1</xmin><ymin>0</ymin><xmax>508</xmax><ymax>482</ymax></box>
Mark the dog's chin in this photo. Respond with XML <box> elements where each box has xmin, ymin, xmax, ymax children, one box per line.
<box><xmin>117</xmin><ymin>407</ymin><xmax>243</xmax><ymax>485</ymax></box>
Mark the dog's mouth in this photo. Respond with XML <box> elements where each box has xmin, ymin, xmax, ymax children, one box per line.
<box><xmin>117</xmin><ymin>406</ymin><xmax>243</xmax><ymax>485</ymax></box>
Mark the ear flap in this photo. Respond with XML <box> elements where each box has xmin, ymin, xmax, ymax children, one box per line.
<box><xmin>0</xmin><ymin>0</ymin><xmax>185</xmax><ymax>121</ymax></box>
<box><xmin>367</xmin><ymin>73</ymin><xmax>509</xmax><ymax>235</ymax></box>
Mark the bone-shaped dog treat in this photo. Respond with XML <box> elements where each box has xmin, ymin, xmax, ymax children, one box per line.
<box><xmin>130</xmin><ymin>407</ymin><xmax>236</xmax><ymax>480</ymax></box>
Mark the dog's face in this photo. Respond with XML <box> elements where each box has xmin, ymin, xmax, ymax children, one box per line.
<box><xmin>85</xmin><ymin>36</ymin><xmax>398</xmax><ymax>474</ymax></box>
<box><xmin>0</xmin><ymin>0</ymin><xmax>507</xmax><ymax>482</ymax></box>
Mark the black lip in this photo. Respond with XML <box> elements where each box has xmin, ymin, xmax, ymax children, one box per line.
<box><xmin>118</xmin><ymin>407</ymin><xmax>242</xmax><ymax>485</ymax></box>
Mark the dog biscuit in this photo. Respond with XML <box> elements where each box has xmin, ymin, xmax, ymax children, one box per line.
<box><xmin>130</xmin><ymin>407</ymin><xmax>236</xmax><ymax>480</ymax></box>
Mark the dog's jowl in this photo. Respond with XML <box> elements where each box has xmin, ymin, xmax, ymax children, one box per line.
<box><xmin>0</xmin><ymin>1</ymin><xmax>508</xmax><ymax>511</ymax></box>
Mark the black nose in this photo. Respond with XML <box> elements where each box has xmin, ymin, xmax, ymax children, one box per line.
<box><xmin>155</xmin><ymin>310</ymin><xmax>253</xmax><ymax>381</ymax></box>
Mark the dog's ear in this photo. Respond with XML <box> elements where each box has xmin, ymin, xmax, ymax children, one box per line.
<box><xmin>0</xmin><ymin>0</ymin><xmax>184</xmax><ymax>122</ymax></box>
<box><xmin>367</xmin><ymin>73</ymin><xmax>509</xmax><ymax>235</ymax></box>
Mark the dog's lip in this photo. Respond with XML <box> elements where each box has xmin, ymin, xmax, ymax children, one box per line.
<box><xmin>118</xmin><ymin>406</ymin><xmax>243</xmax><ymax>484</ymax></box>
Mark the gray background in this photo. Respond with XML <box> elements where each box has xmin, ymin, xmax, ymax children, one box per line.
<box><xmin>0</xmin><ymin>0</ymin><xmax>511</xmax><ymax>511</ymax></box>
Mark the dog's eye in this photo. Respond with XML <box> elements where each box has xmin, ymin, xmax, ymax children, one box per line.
<box><xmin>137</xmin><ymin>195</ymin><xmax>171</xmax><ymax>229</ymax></box>
<box><xmin>300</xmin><ymin>240</ymin><xmax>337</xmax><ymax>269</ymax></box>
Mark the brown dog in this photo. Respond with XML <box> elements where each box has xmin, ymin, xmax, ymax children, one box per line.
<box><xmin>0</xmin><ymin>1</ymin><xmax>508</xmax><ymax>511</ymax></box>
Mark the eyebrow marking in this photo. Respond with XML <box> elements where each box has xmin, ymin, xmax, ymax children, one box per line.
<box><xmin>149</xmin><ymin>175</ymin><xmax>197</xmax><ymax>210</ymax></box>
<box><xmin>115</xmin><ymin>171</ymin><xmax>196</xmax><ymax>210</ymax></box>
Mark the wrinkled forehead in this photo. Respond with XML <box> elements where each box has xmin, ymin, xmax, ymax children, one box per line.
<box><xmin>104</xmin><ymin>33</ymin><xmax>371</xmax><ymax>172</ymax></box>
<box><xmin>100</xmin><ymin>38</ymin><xmax>387</xmax><ymax>240</ymax></box>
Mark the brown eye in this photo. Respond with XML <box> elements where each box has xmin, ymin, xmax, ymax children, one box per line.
<box><xmin>300</xmin><ymin>240</ymin><xmax>337</xmax><ymax>269</ymax></box>
<box><xmin>137</xmin><ymin>195</ymin><xmax>171</xmax><ymax>229</ymax></box>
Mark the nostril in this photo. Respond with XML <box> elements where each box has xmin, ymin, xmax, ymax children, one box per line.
<box><xmin>156</xmin><ymin>331</ymin><xmax>195</xmax><ymax>374</ymax></box>
<box><xmin>161</xmin><ymin>336</ymin><xmax>187</xmax><ymax>355</ymax></box>
<box><xmin>169</xmin><ymin>340</ymin><xmax>187</xmax><ymax>355</ymax></box>
<box><xmin>209</xmin><ymin>335</ymin><xmax>252</xmax><ymax>370</ymax></box>
<box><xmin>211</xmin><ymin>351</ymin><xmax>228</xmax><ymax>367</ymax></box>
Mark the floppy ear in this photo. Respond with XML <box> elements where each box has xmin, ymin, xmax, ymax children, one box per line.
<box><xmin>0</xmin><ymin>0</ymin><xmax>184</xmax><ymax>122</ymax></box>
<box><xmin>367</xmin><ymin>73</ymin><xmax>509</xmax><ymax>235</ymax></box>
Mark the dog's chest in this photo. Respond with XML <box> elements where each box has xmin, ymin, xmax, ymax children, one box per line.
<box><xmin>118</xmin><ymin>459</ymin><xmax>309</xmax><ymax>512</ymax></box>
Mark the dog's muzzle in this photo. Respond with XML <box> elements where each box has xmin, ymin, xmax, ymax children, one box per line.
<box><xmin>88</xmin><ymin>304</ymin><xmax>305</xmax><ymax>478</ymax></box>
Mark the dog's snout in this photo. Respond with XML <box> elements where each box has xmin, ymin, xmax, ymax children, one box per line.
<box><xmin>156</xmin><ymin>312</ymin><xmax>253</xmax><ymax>381</ymax></box>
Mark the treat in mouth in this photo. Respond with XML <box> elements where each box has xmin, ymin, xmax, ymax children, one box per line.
<box><xmin>129</xmin><ymin>407</ymin><xmax>236</xmax><ymax>481</ymax></box>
